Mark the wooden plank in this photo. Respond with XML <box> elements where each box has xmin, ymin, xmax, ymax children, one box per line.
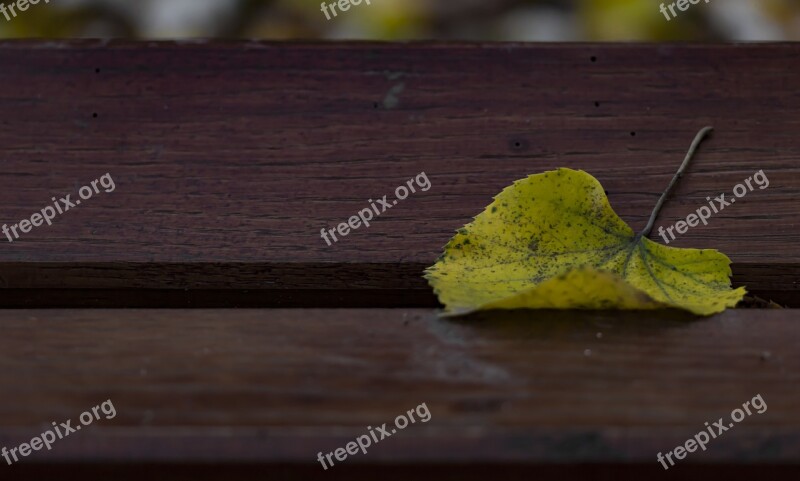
<box><xmin>1</xmin><ymin>308</ymin><xmax>798</xmax><ymax>479</ymax></box>
<box><xmin>7</xmin><ymin>464</ymin><xmax>800</xmax><ymax>481</ymax></box>
<box><xmin>0</xmin><ymin>43</ymin><xmax>797</xmax><ymax>304</ymax></box>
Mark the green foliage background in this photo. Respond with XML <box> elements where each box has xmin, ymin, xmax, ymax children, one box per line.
<box><xmin>0</xmin><ymin>0</ymin><xmax>797</xmax><ymax>40</ymax></box>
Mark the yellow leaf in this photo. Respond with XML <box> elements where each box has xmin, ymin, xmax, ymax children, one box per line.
<box><xmin>425</xmin><ymin>167</ymin><xmax>746</xmax><ymax>316</ymax></box>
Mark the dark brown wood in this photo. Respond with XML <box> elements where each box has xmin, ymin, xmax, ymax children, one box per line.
<box><xmin>0</xmin><ymin>42</ymin><xmax>797</xmax><ymax>480</ymax></box>
<box><xmin>0</xmin><ymin>42</ymin><xmax>798</xmax><ymax>306</ymax></box>
<box><xmin>0</xmin><ymin>308</ymin><xmax>798</xmax><ymax>479</ymax></box>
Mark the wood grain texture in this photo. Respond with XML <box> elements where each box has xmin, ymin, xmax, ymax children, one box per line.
<box><xmin>0</xmin><ymin>308</ymin><xmax>798</xmax><ymax>479</ymax></box>
<box><xmin>0</xmin><ymin>42</ymin><xmax>797</xmax><ymax>305</ymax></box>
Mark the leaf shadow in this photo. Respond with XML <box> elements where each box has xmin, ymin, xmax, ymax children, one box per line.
<box><xmin>444</xmin><ymin>309</ymin><xmax>703</xmax><ymax>341</ymax></box>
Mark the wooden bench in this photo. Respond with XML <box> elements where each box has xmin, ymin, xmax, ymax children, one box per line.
<box><xmin>0</xmin><ymin>41</ymin><xmax>798</xmax><ymax>480</ymax></box>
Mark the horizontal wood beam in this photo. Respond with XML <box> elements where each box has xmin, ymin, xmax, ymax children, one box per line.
<box><xmin>0</xmin><ymin>308</ymin><xmax>797</xmax><ymax>476</ymax></box>
<box><xmin>0</xmin><ymin>43</ymin><xmax>797</xmax><ymax>304</ymax></box>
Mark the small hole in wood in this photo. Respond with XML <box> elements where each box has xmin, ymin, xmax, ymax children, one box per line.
<box><xmin>95</xmin><ymin>68</ymin><xmax>100</xmax><ymax>74</ymax></box>
<box><xmin>594</xmin><ymin>101</ymin><xmax>600</xmax><ymax>107</ymax></box>
<box><xmin>509</xmin><ymin>138</ymin><xmax>529</xmax><ymax>151</ymax></box>
<box><xmin>630</xmin><ymin>131</ymin><xmax>636</xmax><ymax>136</ymax></box>
<box><xmin>590</xmin><ymin>56</ymin><xmax>597</xmax><ymax>62</ymax></box>
<box><xmin>93</xmin><ymin>113</ymin><xmax>98</xmax><ymax>118</ymax></box>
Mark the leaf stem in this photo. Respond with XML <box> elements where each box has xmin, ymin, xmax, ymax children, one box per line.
<box><xmin>640</xmin><ymin>126</ymin><xmax>714</xmax><ymax>238</ymax></box>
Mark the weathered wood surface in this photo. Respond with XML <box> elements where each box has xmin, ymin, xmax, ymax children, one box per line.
<box><xmin>0</xmin><ymin>308</ymin><xmax>798</xmax><ymax>479</ymax></box>
<box><xmin>0</xmin><ymin>43</ymin><xmax>798</xmax><ymax>306</ymax></box>
<box><xmin>0</xmin><ymin>42</ymin><xmax>797</xmax><ymax>479</ymax></box>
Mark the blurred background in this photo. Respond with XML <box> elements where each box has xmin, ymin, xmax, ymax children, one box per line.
<box><xmin>0</xmin><ymin>0</ymin><xmax>799</xmax><ymax>40</ymax></box>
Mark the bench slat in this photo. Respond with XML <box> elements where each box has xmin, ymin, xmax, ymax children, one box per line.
<box><xmin>1</xmin><ymin>308</ymin><xmax>797</xmax><ymax>473</ymax></box>
<box><xmin>0</xmin><ymin>43</ymin><xmax>797</xmax><ymax>304</ymax></box>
